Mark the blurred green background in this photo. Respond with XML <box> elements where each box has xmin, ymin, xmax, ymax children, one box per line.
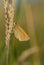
<box><xmin>0</xmin><ymin>0</ymin><xmax>44</xmax><ymax>65</ymax></box>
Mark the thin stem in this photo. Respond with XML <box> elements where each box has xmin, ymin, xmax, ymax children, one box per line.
<box><xmin>6</xmin><ymin>42</ymin><xmax>9</xmax><ymax>65</ymax></box>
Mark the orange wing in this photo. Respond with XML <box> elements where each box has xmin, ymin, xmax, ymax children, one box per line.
<box><xmin>13</xmin><ymin>24</ymin><xmax>30</xmax><ymax>41</ymax></box>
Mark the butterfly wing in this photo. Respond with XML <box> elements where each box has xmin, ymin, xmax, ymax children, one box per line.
<box><xmin>13</xmin><ymin>23</ymin><xmax>30</xmax><ymax>41</ymax></box>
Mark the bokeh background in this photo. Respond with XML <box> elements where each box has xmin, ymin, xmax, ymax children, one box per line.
<box><xmin>0</xmin><ymin>0</ymin><xmax>44</xmax><ymax>65</ymax></box>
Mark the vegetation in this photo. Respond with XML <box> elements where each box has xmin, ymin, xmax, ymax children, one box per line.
<box><xmin>0</xmin><ymin>0</ymin><xmax>44</xmax><ymax>65</ymax></box>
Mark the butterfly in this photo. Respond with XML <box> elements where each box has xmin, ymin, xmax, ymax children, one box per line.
<box><xmin>13</xmin><ymin>22</ymin><xmax>30</xmax><ymax>41</ymax></box>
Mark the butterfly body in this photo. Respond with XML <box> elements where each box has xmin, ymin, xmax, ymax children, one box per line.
<box><xmin>13</xmin><ymin>22</ymin><xmax>30</xmax><ymax>41</ymax></box>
